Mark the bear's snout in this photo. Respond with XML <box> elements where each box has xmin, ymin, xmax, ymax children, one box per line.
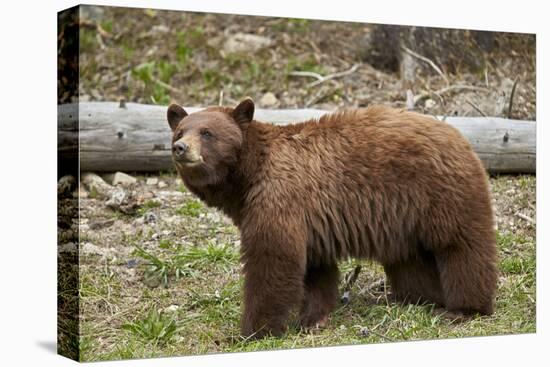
<box><xmin>172</xmin><ymin>141</ymin><xmax>189</xmax><ymax>157</ymax></box>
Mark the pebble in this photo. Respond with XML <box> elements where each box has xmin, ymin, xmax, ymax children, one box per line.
<box><xmin>144</xmin><ymin>212</ymin><xmax>158</xmax><ymax>224</ymax></box>
<box><xmin>146</xmin><ymin>177</ymin><xmax>159</xmax><ymax>186</ymax></box>
<box><xmin>106</xmin><ymin>189</ymin><xmax>127</xmax><ymax>208</ymax></box>
<box><xmin>358</xmin><ymin>326</ymin><xmax>370</xmax><ymax>337</ymax></box>
<box><xmin>164</xmin><ymin>305</ymin><xmax>180</xmax><ymax>313</ymax></box>
<box><xmin>223</xmin><ymin>33</ymin><xmax>273</xmax><ymax>54</ymax></box>
<box><xmin>89</xmin><ymin>219</ymin><xmax>115</xmax><ymax>230</ymax></box>
<box><xmin>112</xmin><ymin>172</ymin><xmax>137</xmax><ymax>186</ymax></box>
<box><xmin>158</xmin><ymin>181</ymin><xmax>167</xmax><ymax>189</ymax></box>
<box><xmin>81</xmin><ymin>172</ymin><xmax>113</xmax><ymax>198</ymax></box>
<box><xmin>58</xmin><ymin>175</ymin><xmax>76</xmax><ymax>196</ymax></box>
<box><xmin>260</xmin><ymin>92</ymin><xmax>278</xmax><ymax>107</ymax></box>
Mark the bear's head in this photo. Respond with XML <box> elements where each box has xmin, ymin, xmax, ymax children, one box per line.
<box><xmin>167</xmin><ymin>98</ymin><xmax>255</xmax><ymax>186</ymax></box>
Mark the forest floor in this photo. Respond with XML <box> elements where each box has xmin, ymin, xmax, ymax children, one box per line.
<box><xmin>60</xmin><ymin>5</ymin><xmax>536</xmax><ymax>361</ymax></box>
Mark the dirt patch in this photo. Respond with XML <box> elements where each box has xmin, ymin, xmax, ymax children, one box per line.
<box><xmin>77</xmin><ymin>6</ymin><xmax>535</xmax><ymax>120</ymax></box>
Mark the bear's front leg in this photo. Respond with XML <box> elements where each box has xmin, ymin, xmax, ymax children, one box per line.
<box><xmin>239</xmin><ymin>223</ymin><xmax>307</xmax><ymax>339</ymax></box>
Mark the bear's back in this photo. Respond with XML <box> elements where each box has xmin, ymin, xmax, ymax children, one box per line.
<box><xmin>245</xmin><ymin>105</ymin><xmax>490</xmax><ymax>265</ymax></box>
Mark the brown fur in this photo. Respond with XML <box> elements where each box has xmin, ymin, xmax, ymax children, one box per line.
<box><xmin>167</xmin><ymin>99</ymin><xmax>498</xmax><ymax>339</ymax></box>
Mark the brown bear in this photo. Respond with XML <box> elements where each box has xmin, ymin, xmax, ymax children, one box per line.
<box><xmin>167</xmin><ymin>98</ymin><xmax>498</xmax><ymax>339</ymax></box>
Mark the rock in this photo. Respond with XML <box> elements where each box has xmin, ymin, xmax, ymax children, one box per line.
<box><xmin>133</xmin><ymin>217</ymin><xmax>145</xmax><ymax>226</ymax></box>
<box><xmin>58</xmin><ymin>242</ymin><xmax>77</xmax><ymax>254</ymax></box>
<box><xmin>175</xmin><ymin>178</ymin><xmax>183</xmax><ymax>186</ymax></box>
<box><xmin>357</xmin><ymin>326</ymin><xmax>370</xmax><ymax>337</ymax></box>
<box><xmin>112</xmin><ymin>172</ymin><xmax>137</xmax><ymax>186</ymax></box>
<box><xmin>106</xmin><ymin>189</ymin><xmax>139</xmax><ymax>214</ymax></box>
<box><xmin>164</xmin><ymin>305</ymin><xmax>180</xmax><ymax>313</ymax></box>
<box><xmin>137</xmin><ymin>192</ymin><xmax>155</xmax><ymax>205</ymax></box>
<box><xmin>106</xmin><ymin>189</ymin><xmax>127</xmax><ymax>207</ymax></box>
<box><xmin>260</xmin><ymin>92</ymin><xmax>278</xmax><ymax>107</ymax></box>
<box><xmin>74</xmin><ymin>185</ymin><xmax>88</xmax><ymax>199</ymax></box>
<box><xmin>164</xmin><ymin>215</ymin><xmax>181</xmax><ymax>224</ymax></box>
<box><xmin>157</xmin><ymin>191</ymin><xmax>184</xmax><ymax>200</ymax></box>
<box><xmin>206</xmin><ymin>212</ymin><xmax>222</xmax><ymax>223</ymax></box>
<box><xmin>158</xmin><ymin>181</ymin><xmax>167</xmax><ymax>189</ymax></box>
<box><xmin>151</xmin><ymin>24</ymin><xmax>169</xmax><ymax>34</ymax></box>
<box><xmin>81</xmin><ymin>242</ymin><xmax>114</xmax><ymax>258</ymax></box>
<box><xmin>89</xmin><ymin>219</ymin><xmax>115</xmax><ymax>230</ymax></box>
<box><xmin>143</xmin><ymin>212</ymin><xmax>158</xmax><ymax>224</ymax></box>
<box><xmin>81</xmin><ymin>173</ymin><xmax>113</xmax><ymax>198</ymax></box>
<box><xmin>223</xmin><ymin>33</ymin><xmax>273</xmax><ymax>54</ymax></box>
<box><xmin>58</xmin><ymin>175</ymin><xmax>76</xmax><ymax>196</ymax></box>
<box><xmin>425</xmin><ymin>99</ymin><xmax>436</xmax><ymax>109</ymax></box>
<box><xmin>146</xmin><ymin>177</ymin><xmax>159</xmax><ymax>186</ymax></box>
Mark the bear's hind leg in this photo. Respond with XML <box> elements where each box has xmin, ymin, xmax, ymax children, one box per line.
<box><xmin>435</xmin><ymin>241</ymin><xmax>497</xmax><ymax>316</ymax></box>
<box><xmin>384</xmin><ymin>252</ymin><xmax>445</xmax><ymax>307</ymax></box>
<box><xmin>300</xmin><ymin>263</ymin><xmax>340</xmax><ymax>329</ymax></box>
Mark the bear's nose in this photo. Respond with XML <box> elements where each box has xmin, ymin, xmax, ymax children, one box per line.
<box><xmin>172</xmin><ymin>141</ymin><xmax>188</xmax><ymax>156</ymax></box>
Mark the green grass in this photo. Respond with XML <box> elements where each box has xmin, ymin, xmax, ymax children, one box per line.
<box><xmin>122</xmin><ymin>309</ymin><xmax>179</xmax><ymax>345</ymax></box>
<box><xmin>175</xmin><ymin>200</ymin><xmax>203</xmax><ymax>217</ymax></box>
<box><xmin>137</xmin><ymin>199</ymin><xmax>162</xmax><ymax>216</ymax></box>
<box><xmin>133</xmin><ymin>242</ymin><xmax>238</xmax><ymax>287</ymax></box>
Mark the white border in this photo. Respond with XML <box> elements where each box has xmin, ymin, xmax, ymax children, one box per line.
<box><xmin>0</xmin><ymin>1</ymin><xmax>545</xmax><ymax>366</ymax></box>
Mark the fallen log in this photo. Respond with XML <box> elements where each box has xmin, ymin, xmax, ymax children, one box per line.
<box><xmin>58</xmin><ymin>102</ymin><xmax>536</xmax><ymax>173</ymax></box>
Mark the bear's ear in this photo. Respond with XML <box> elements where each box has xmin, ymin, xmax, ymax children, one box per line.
<box><xmin>232</xmin><ymin>98</ymin><xmax>255</xmax><ymax>125</ymax></box>
<box><xmin>167</xmin><ymin>104</ymin><xmax>188</xmax><ymax>131</ymax></box>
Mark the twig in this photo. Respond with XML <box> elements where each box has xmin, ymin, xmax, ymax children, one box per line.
<box><xmin>508</xmin><ymin>77</ymin><xmax>519</xmax><ymax>119</ymax></box>
<box><xmin>288</xmin><ymin>70</ymin><xmax>324</xmax><ymax>81</ymax></box>
<box><xmin>305</xmin><ymin>87</ymin><xmax>331</xmax><ymax>107</ymax></box>
<box><xmin>515</xmin><ymin>212</ymin><xmax>535</xmax><ymax>225</ymax></box>
<box><xmin>413</xmin><ymin>84</ymin><xmax>489</xmax><ymax>106</ymax></box>
<box><xmin>341</xmin><ymin>265</ymin><xmax>362</xmax><ymax>304</ymax></box>
<box><xmin>406</xmin><ymin>89</ymin><xmax>415</xmax><ymax>111</ymax></box>
<box><xmin>151</xmin><ymin>77</ymin><xmax>181</xmax><ymax>95</ymax></box>
<box><xmin>466</xmin><ymin>98</ymin><xmax>487</xmax><ymax>117</ymax></box>
<box><xmin>308</xmin><ymin>64</ymin><xmax>361</xmax><ymax>88</ymax></box>
<box><xmin>401</xmin><ymin>45</ymin><xmax>449</xmax><ymax>85</ymax></box>
<box><xmin>218</xmin><ymin>89</ymin><xmax>224</xmax><ymax>106</ymax></box>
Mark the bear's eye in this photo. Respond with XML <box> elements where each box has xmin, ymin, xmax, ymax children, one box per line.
<box><xmin>200</xmin><ymin>129</ymin><xmax>213</xmax><ymax>138</ymax></box>
<box><xmin>175</xmin><ymin>131</ymin><xmax>184</xmax><ymax>140</ymax></box>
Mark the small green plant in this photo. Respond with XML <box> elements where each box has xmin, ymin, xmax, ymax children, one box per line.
<box><xmin>159</xmin><ymin>238</ymin><xmax>173</xmax><ymax>249</ymax></box>
<box><xmin>133</xmin><ymin>246</ymin><xmax>197</xmax><ymax>287</ymax></box>
<box><xmin>176</xmin><ymin>242</ymin><xmax>239</xmax><ymax>269</ymax></box>
<box><xmin>175</xmin><ymin>200</ymin><xmax>203</xmax><ymax>217</ymax></box>
<box><xmin>176</xmin><ymin>31</ymin><xmax>193</xmax><ymax>65</ymax></box>
<box><xmin>137</xmin><ymin>199</ymin><xmax>162</xmax><ymax>216</ymax></box>
<box><xmin>287</xmin><ymin>18</ymin><xmax>311</xmax><ymax>33</ymax></box>
<box><xmin>122</xmin><ymin>309</ymin><xmax>179</xmax><ymax>345</ymax></box>
<box><xmin>88</xmin><ymin>186</ymin><xmax>99</xmax><ymax>199</ymax></box>
<box><xmin>133</xmin><ymin>242</ymin><xmax>238</xmax><ymax>287</ymax></box>
<box><xmin>100</xmin><ymin>19</ymin><xmax>113</xmax><ymax>33</ymax></box>
<box><xmin>79</xmin><ymin>29</ymin><xmax>96</xmax><ymax>51</ymax></box>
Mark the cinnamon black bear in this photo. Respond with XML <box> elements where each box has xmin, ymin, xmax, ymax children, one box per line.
<box><xmin>167</xmin><ymin>99</ymin><xmax>497</xmax><ymax>338</ymax></box>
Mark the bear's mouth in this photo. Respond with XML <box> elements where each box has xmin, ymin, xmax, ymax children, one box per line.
<box><xmin>173</xmin><ymin>156</ymin><xmax>204</xmax><ymax>168</ymax></box>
